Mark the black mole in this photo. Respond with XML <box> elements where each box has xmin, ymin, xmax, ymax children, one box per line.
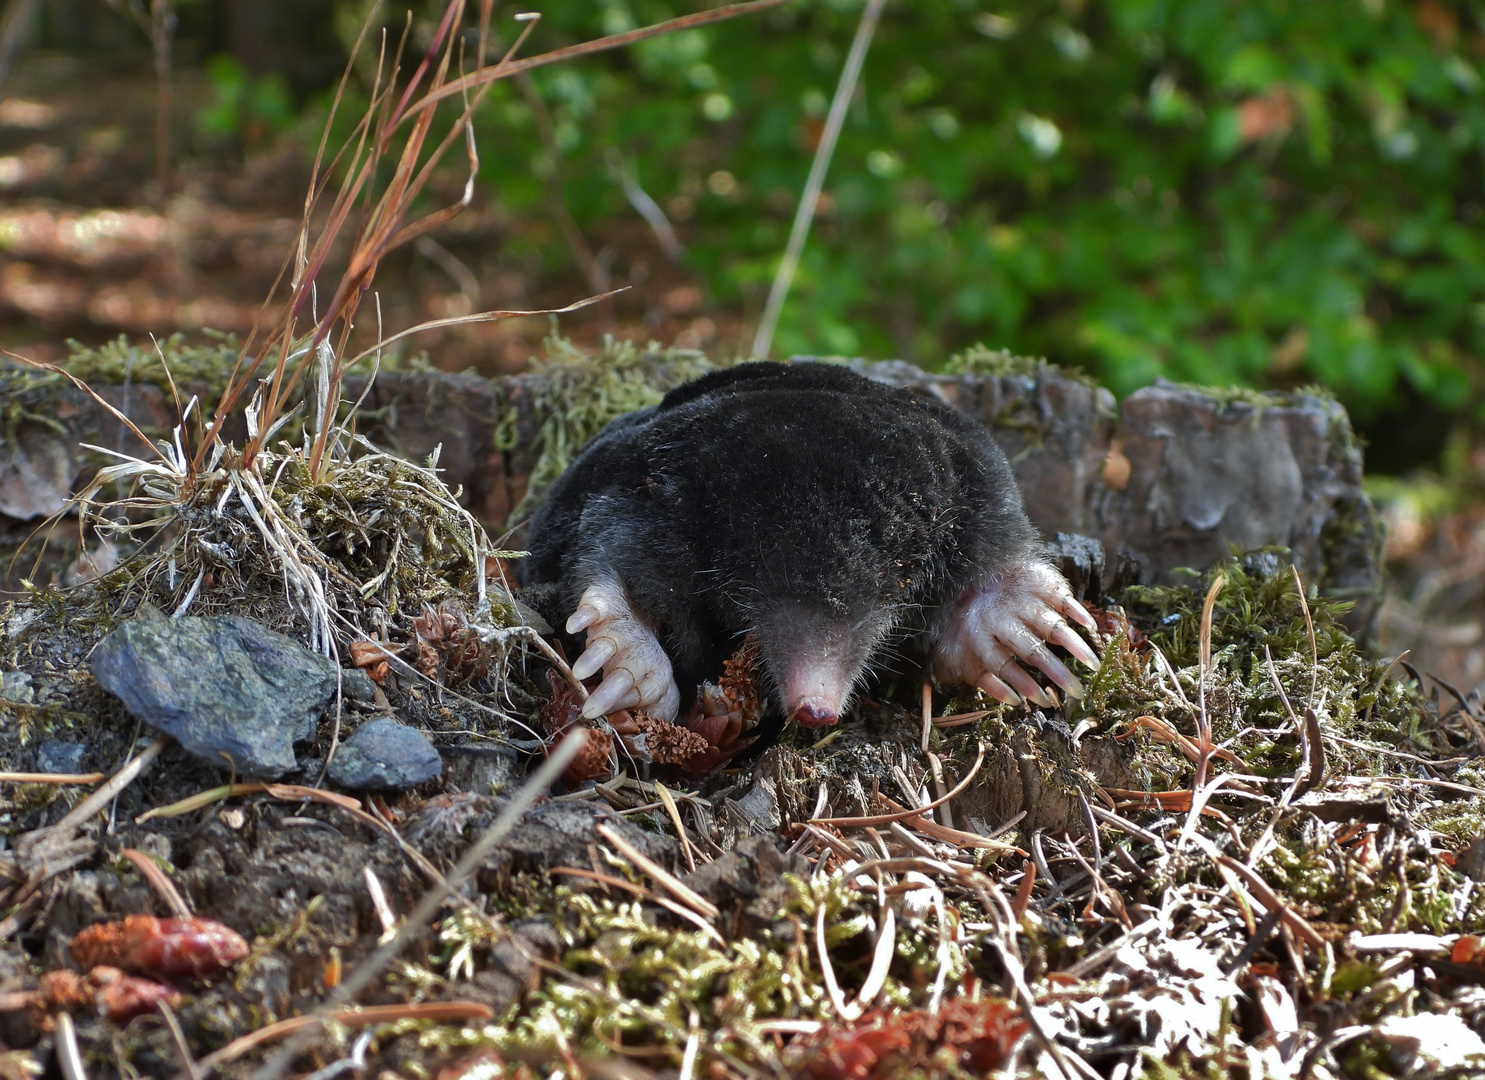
<box><xmin>519</xmin><ymin>361</ymin><xmax>1099</xmax><ymax>727</ymax></box>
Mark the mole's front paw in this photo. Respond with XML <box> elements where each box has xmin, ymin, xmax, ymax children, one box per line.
<box><xmin>565</xmin><ymin>575</ymin><xmax>682</xmax><ymax>723</ymax></box>
<box><xmin>932</xmin><ymin>560</ymin><xmax>1100</xmax><ymax>707</ymax></box>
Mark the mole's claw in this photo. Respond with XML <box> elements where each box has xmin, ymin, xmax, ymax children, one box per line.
<box><xmin>932</xmin><ymin>558</ymin><xmax>1101</xmax><ymax>707</ymax></box>
<box><xmin>583</xmin><ymin>667</ymin><xmax>637</xmax><ymax>719</ymax></box>
<box><xmin>571</xmin><ymin>636</ymin><xmax>617</xmax><ymax>681</ymax></box>
<box><xmin>566</xmin><ymin>574</ymin><xmax>682</xmax><ymax>722</ymax></box>
<box><xmin>975</xmin><ymin>672</ymin><xmax>1021</xmax><ymax>705</ymax></box>
<box><xmin>998</xmin><ymin>660</ymin><xmax>1056</xmax><ymax>708</ymax></box>
<box><xmin>1060</xmin><ymin>596</ymin><xmax>1099</xmax><ymax>633</ymax></box>
<box><xmin>1049</xmin><ymin>622</ymin><xmax>1100</xmax><ymax>669</ymax></box>
<box><xmin>566</xmin><ymin>603</ymin><xmax>602</xmax><ymax>634</ymax></box>
<box><xmin>1021</xmin><ymin>642</ymin><xmax>1084</xmax><ymax>700</ymax></box>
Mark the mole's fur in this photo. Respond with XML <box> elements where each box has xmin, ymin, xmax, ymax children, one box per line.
<box><xmin>520</xmin><ymin>361</ymin><xmax>1098</xmax><ymax>728</ymax></box>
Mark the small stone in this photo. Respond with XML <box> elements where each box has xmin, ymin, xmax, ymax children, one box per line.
<box><xmin>91</xmin><ymin>614</ymin><xmax>338</xmax><ymax>779</ymax></box>
<box><xmin>36</xmin><ymin>739</ymin><xmax>85</xmax><ymax>775</ymax></box>
<box><xmin>341</xmin><ymin>669</ymin><xmax>377</xmax><ymax>703</ymax></box>
<box><xmin>0</xmin><ymin>671</ymin><xmax>33</xmax><ymax>704</ymax></box>
<box><xmin>328</xmin><ymin>719</ymin><xmax>442</xmax><ymax>791</ymax></box>
<box><xmin>441</xmin><ymin>745</ymin><xmax>522</xmax><ymax>795</ymax></box>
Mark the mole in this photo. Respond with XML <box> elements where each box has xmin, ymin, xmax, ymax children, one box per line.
<box><xmin>518</xmin><ymin>361</ymin><xmax>1100</xmax><ymax>729</ymax></box>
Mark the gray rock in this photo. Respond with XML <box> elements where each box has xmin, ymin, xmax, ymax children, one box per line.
<box><xmin>0</xmin><ymin>671</ymin><xmax>33</xmax><ymax>704</ymax></box>
<box><xmin>1044</xmin><ymin>532</ymin><xmax>1106</xmax><ymax>605</ymax></box>
<box><xmin>90</xmin><ymin>614</ymin><xmax>338</xmax><ymax>778</ymax></box>
<box><xmin>341</xmin><ymin>668</ymin><xmax>378</xmax><ymax>703</ymax></box>
<box><xmin>35</xmin><ymin>739</ymin><xmax>86</xmax><ymax>775</ymax></box>
<box><xmin>0</xmin><ymin>423</ymin><xmax>75</xmax><ymax>520</ymax></box>
<box><xmin>327</xmin><ymin>718</ymin><xmax>442</xmax><ymax>791</ymax></box>
<box><xmin>846</xmin><ymin>361</ymin><xmax>1382</xmax><ymax>636</ymax></box>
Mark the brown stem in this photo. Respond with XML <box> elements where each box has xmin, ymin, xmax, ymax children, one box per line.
<box><xmin>151</xmin><ymin>0</ymin><xmax>174</xmax><ymax>197</ymax></box>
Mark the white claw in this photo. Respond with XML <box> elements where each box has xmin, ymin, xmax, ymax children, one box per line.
<box><xmin>933</xmin><ymin>558</ymin><xmax>1101</xmax><ymax>707</ymax></box>
<box><xmin>1025</xmin><ymin>644</ymin><xmax>1083</xmax><ymax>700</ymax></box>
<box><xmin>1050</xmin><ymin>622</ymin><xmax>1101</xmax><ymax>669</ymax></box>
<box><xmin>975</xmin><ymin>672</ymin><xmax>1021</xmax><ymax>705</ymax></box>
<box><xmin>1060</xmin><ymin>595</ymin><xmax>1099</xmax><ymax>633</ymax></box>
<box><xmin>999</xmin><ymin>661</ymin><xmax>1056</xmax><ymax>708</ymax></box>
<box><xmin>571</xmin><ymin>636</ymin><xmax>617</xmax><ymax>681</ymax></box>
<box><xmin>564</xmin><ymin>574</ymin><xmax>682</xmax><ymax>723</ymax></box>
<box><xmin>582</xmin><ymin>667</ymin><xmax>637</xmax><ymax>719</ymax></box>
<box><xmin>566</xmin><ymin>603</ymin><xmax>602</xmax><ymax>634</ymax></box>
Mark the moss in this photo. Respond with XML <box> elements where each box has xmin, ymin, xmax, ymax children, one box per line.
<box><xmin>495</xmin><ymin>336</ymin><xmax>722</xmax><ymax>524</ymax></box>
<box><xmin>64</xmin><ymin>332</ymin><xmax>244</xmax><ymax>399</ymax></box>
<box><xmin>943</xmin><ymin>343</ymin><xmax>1099</xmax><ymax>392</ymax></box>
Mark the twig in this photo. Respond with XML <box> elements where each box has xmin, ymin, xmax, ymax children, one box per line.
<box><xmin>198</xmin><ymin>1003</ymin><xmax>495</xmax><ymax>1074</ymax></box>
<box><xmin>549</xmin><ymin>867</ymin><xmax>724</xmax><ymax>946</ymax></box>
<box><xmin>20</xmin><ymin>736</ymin><xmax>169</xmax><ymax>861</ymax></box>
<box><xmin>159</xmin><ymin>1001</ymin><xmax>201</xmax><ymax>1080</ymax></box>
<box><xmin>421</xmin><ymin>1</ymin><xmax>791</xmax><ymax>112</ymax></box>
<box><xmin>653</xmin><ymin>780</ymin><xmax>698</xmax><ymax>872</ymax></box>
<box><xmin>813</xmin><ymin>741</ymin><xmax>985</xmax><ymax>827</ymax></box>
<box><xmin>752</xmin><ymin>0</ymin><xmax>889</xmax><ymax>359</ymax></box>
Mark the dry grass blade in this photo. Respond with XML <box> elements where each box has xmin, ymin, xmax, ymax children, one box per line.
<box><xmin>653</xmin><ymin>780</ymin><xmax>698</xmax><ymax>872</ymax></box>
<box><xmin>120</xmin><ymin>847</ymin><xmax>191</xmax><ymax>918</ymax></box>
<box><xmin>753</xmin><ymin>0</ymin><xmax>889</xmax><ymax>359</ymax></box>
<box><xmin>816</xmin><ymin>900</ymin><xmax>859</xmax><ymax>1021</ymax></box>
<box><xmin>812</xmin><ymin>741</ymin><xmax>985</xmax><ymax>827</ymax></box>
<box><xmin>136</xmin><ymin>783</ymin><xmax>268</xmax><ymax>822</ymax></box>
<box><xmin>1196</xmin><ymin>570</ymin><xmax>1225</xmax><ymax>749</ymax></box>
<box><xmin>198</xmin><ymin>1003</ymin><xmax>495</xmax><ymax>1073</ymax></box>
<box><xmin>594</xmin><ymin>821</ymin><xmax>719</xmax><ymax>921</ymax></box>
<box><xmin>1214</xmin><ymin>852</ymin><xmax>1325</xmax><ymax>950</ymax></box>
<box><xmin>855</xmin><ymin>905</ymin><xmax>896</xmax><ymax>1011</ymax></box>
<box><xmin>1292</xmin><ymin>564</ymin><xmax>1319</xmax><ymax>705</ymax></box>
<box><xmin>158</xmin><ymin>1002</ymin><xmax>200</xmax><ymax>1080</ymax></box>
<box><xmin>876</xmin><ymin>794</ymin><xmax>1022</xmax><ymax>853</ymax></box>
<box><xmin>55</xmin><ymin>1011</ymin><xmax>87</xmax><ymax>1080</ymax></box>
<box><xmin>550</xmin><ymin>867</ymin><xmax>725</xmax><ymax>946</ymax></box>
<box><xmin>341</xmin><ymin>290</ymin><xmax>625</xmax><ymax>367</ymax></box>
<box><xmin>0</xmin><ymin>771</ymin><xmax>104</xmax><ymax>785</ymax></box>
<box><xmin>420</xmin><ymin>0</ymin><xmax>790</xmax><ymax>112</ymax></box>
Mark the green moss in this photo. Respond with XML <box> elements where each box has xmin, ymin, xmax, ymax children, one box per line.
<box><xmin>64</xmin><ymin>332</ymin><xmax>244</xmax><ymax>399</ymax></box>
<box><xmin>943</xmin><ymin>343</ymin><xmax>1100</xmax><ymax>390</ymax></box>
<box><xmin>496</xmin><ymin>336</ymin><xmax>720</xmax><ymax>524</ymax></box>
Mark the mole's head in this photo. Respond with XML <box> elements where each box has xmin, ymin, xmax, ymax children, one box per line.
<box><xmin>750</xmin><ymin>599</ymin><xmax>896</xmax><ymax>728</ymax></box>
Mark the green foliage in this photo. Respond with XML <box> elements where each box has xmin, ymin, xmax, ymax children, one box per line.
<box><xmin>460</xmin><ymin>0</ymin><xmax>1485</xmax><ymax>420</ymax></box>
<box><xmin>198</xmin><ymin>54</ymin><xmax>297</xmax><ymax>141</ymax></box>
<box><xmin>65</xmin><ymin>332</ymin><xmax>242</xmax><ymax>395</ymax></box>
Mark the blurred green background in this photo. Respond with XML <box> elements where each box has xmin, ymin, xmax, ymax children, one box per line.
<box><xmin>9</xmin><ymin>0</ymin><xmax>1485</xmax><ymax>471</ymax></box>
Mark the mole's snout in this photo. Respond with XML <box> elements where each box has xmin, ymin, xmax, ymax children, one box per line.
<box><xmin>789</xmin><ymin>700</ymin><xmax>840</xmax><ymax>728</ymax></box>
<box><xmin>764</xmin><ymin>609</ymin><xmax>883</xmax><ymax>730</ymax></box>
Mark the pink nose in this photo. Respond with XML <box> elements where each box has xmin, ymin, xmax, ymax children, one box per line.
<box><xmin>790</xmin><ymin>702</ymin><xmax>839</xmax><ymax>728</ymax></box>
